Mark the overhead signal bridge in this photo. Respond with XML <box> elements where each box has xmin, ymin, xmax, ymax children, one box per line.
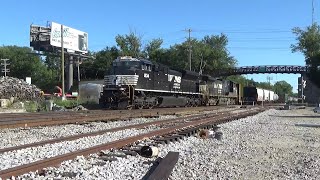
<box><xmin>214</xmin><ymin>65</ymin><xmax>307</xmax><ymax>76</ymax></box>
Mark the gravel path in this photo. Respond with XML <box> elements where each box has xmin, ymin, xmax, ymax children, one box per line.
<box><xmin>14</xmin><ymin>108</ymin><xmax>320</xmax><ymax>179</ymax></box>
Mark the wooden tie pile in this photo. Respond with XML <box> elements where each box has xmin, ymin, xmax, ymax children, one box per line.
<box><xmin>0</xmin><ymin>77</ymin><xmax>43</xmax><ymax>101</ymax></box>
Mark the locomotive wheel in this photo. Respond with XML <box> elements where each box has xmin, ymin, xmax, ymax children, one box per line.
<box><xmin>137</xmin><ymin>104</ymin><xmax>144</xmax><ymax>109</ymax></box>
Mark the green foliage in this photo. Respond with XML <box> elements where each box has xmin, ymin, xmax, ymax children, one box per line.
<box><xmin>291</xmin><ymin>23</ymin><xmax>320</xmax><ymax>59</ymax></box>
<box><xmin>227</xmin><ymin>76</ymin><xmax>255</xmax><ymax>86</ymax></box>
<box><xmin>291</xmin><ymin>23</ymin><xmax>320</xmax><ymax>87</ymax></box>
<box><xmin>53</xmin><ymin>98</ymin><xmax>79</xmax><ymax>108</ymax></box>
<box><xmin>24</xmin><ymin>101</ymin><xmax>40</xmax><ymax>112</ymax></box>
<box><xmin>80</xmin><ymin>47</ymin><xmax>119</xmax><ymax>79</ymax></box>
<box><xmin>115</xmin><ymin>31</ymin><xmax>142</xmax><ymax>57</ymax></box>
<box><xmin>0</xmin><ymin>31</ymin><xmax>281</xmax><ymax>93</ymax></box>
<box><xmin>273</xmin><ymin>80</ymin><xmax>293</xmax><ymax>96</ymax></box>
<box><xmin>80</xmin><ymin>32</ymin><xmax>237</xmax><ymax>80</ymax></box>
<box><xmin>152</xmin><ymin>34</ymin><xmax>237</xmax><ymax>74</ymax></box>
<box><xmin>0</xmin><ymin>46</ymin><xmax>58</xmax><ymax>92</ymax></box>
<box><xmin>255</xmin><ymin>82</ymin><xmax>273</xmax><ymax>90</ymax></box>
<box><xmin>144</xmin><ymin>38</ymin><xmax>164</xmax><ymax>61</ymax></box>
<box><xmin>229</xmin><ymin>75</ymin><xmax>293</xmax><ymax>95</ymax></box>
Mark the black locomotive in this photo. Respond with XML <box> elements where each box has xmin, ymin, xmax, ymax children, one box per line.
<box><xmin>99</xmin><ymin>56</ymin><xmax>240</xmax><ymax>109</ymax></box>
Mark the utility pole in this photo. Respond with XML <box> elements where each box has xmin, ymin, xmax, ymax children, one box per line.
<box><xmin>1</xmin><ymin>59</ymin><xmax>10</xmax><ymax>77</ymax></box>
<box><xmin>61</xmin><ymin>25</ymin><xmax>65</xmax><ymax>100</ymax></box>
<box><xmin>267</xmin><ymin>76</ymin><xmax>273</xmax><ymax>85</ymax></box>
<box><xmin>312</xmin><ymin>0</ymin><xmax>315</xmax><ymax>24</ymax></box>
<box><xmin>185</xmin><ymin>28</ymin><xmax>192</xmax><ymax>71</ymax></box>
<box><xmin>267</xmin><ymin>76</ymin><xmax>273</xmax><ymax>101</ymax></box>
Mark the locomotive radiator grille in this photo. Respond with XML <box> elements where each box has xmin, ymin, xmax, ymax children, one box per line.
<box><xmin>104</xmin><ymin>75</ymin><xmax>139</xmax><ymax>86</ymax></box>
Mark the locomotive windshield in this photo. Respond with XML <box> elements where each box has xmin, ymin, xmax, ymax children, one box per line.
<box><xmin>109</xmin><ymin>59</ymin><xmax>142</xmax><ymax>75</ymax></box>
<box><xmin>112</xmin><ymin>61</ymin><xmax>140</xmax><ymax>68</ymax></box>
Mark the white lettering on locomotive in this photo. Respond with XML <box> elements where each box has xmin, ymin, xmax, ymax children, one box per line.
<box><xmin>144</xmin><ymin>73</ymin><xmax>150</xmax><ymax>78</ymax></box>
<box><xmin>168</xmin><ymin>74</ymin><xmax>181</xmax><ymax>89</ymax></box>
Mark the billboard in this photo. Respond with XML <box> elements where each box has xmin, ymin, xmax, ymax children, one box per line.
<box><xmin>30</xmin><ymin>25</ymin><xmax>52</xmax><ymax>52</ymax></box>
<box><xmin>50</xmin><ymin>22</ymin><xmax>88</xmax><ymax>53</ymax></box>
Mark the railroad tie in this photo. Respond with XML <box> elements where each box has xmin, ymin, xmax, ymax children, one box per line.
<box><xmin>142</xmin><ymin>151</ymin><xmax>179</xmax><ymax>180</ymax></box>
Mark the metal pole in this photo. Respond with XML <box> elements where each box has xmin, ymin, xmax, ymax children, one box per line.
<box><xmin>188</xmin><ymin>29</ymin><xmax>192</xmax><ymax>71</ymax></box>
<box><xmin>77</xmin><ymin>57</ymin><xmax>81</xmax><ymax>100</ymax></box>
<box><xmin>312</xmin><ymin>0</ymin><xmax>315</xmax><ymax>24</ymax></box>
<box><xmin>1</xmin><ymin>59</ymin><xmax>10</xmax><ymax>77</ymax></box>
<box><xmin>61</xmin><ymin>25</ymin><xmax>65</xmax><ymax>100</ymax></box>
<box><xmin>301</xmin><ymin>75</ymin><xmax>304</xmax><ymax>103</ymax></box>
<box><xmin>68</xmin><ymin>55</ymin><xmax>73</xmax><ymax>91</ymax></box>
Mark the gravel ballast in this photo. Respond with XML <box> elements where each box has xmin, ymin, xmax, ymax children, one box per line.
<box><xmin>163</xmin><ymin>108</ymin><xmax>320</xmax><ymax>179</ymax></box>
<box><xmin>0</xmin><ymin>115</ymin><xmax>176</xmax><ymax>149</ymax></box>
<box><xmin>13</xmin><ymin>108</ymin><xmax>320</xmax><ymax>179</ymax></box>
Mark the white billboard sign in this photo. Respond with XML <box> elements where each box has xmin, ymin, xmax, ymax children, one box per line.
<box><xmin>50</xmin><ymin>22</ymin><xmax>88</xmax><ymax>53</ymax></box>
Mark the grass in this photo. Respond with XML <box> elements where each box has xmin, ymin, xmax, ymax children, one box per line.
<box><xmin>24</xmin><ymin>101</ymin><xmax>42</xmax><ymax>112</ymax></box>
<box><xmin>53</xmin><ymin>98</ymin><xmax>98</xmax><ymax>109</ymax></box>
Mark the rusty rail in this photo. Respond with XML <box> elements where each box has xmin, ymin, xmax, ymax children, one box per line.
<box><xmin>0</xmin><ymin>108</ymin><xmax>265</xmax><ymax>179</ymax></box>
<box><xmin>0</xmin><ymin>106</ymin><xmax>229</xmax><ymax>129</ymax></box>
<box><xmin>0</xmin><ymin>111</ymin><xmax>224</xmax><ymax>154</ymax></box>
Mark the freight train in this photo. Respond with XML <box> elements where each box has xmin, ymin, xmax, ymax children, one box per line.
<box><xmin>242</xmin><ymin>87</ymin><xmax>279</xmax><ymax>104</ymax></box>
<box><xmin>98</xmin><ymin>56</ymin><xmax>278</xmax><ymax>109</ymax></box>
<box><xmin>99</xmin><ymin>56</ymin><xmax>241</xmax><ymax>109</ymax></box>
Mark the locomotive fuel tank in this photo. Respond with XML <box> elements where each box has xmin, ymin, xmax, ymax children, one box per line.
<box><xmin>157</xmin><ymin>96</ymin><xmax>188</xmax><ymax>107</ymax></box>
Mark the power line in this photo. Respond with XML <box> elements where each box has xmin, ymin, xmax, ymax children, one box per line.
<box><xmin>227</xmin><ymin>46</ymin><xmax>291</xmax><ymax>50</ymax></box>
<box><xmin>193</xmin><ymin>29</ymin><xmax>293</xmax><ymax>34</ymax></box>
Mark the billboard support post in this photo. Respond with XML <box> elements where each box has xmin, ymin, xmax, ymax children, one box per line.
<box><xmin>61</xmin><ymin>24</ymin><xmax>65</xmax><ymax>100</ymax></box>
<box><xmin>68</xmin><ymin>55</ymin><xmax>73</xmax><ymax>91</ymax></box>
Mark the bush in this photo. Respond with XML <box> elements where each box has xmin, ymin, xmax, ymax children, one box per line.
<box><xmin>24</xmin><ymin>101</ymin><xmax>41</xmax><ymax>112</ymax></box>
<box><xmin>53</xmin><ymin>98</ymin><xmax>80</xmax><ymax>108</ymax></box>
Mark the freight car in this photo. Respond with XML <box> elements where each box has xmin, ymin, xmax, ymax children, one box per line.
<box><xmin>99</xmin><ymin>56</ymin><xmax>239</xmax><ymax>109</ymax></box>
<box><xmin>242</xmin><ymin>86</ymin><xmax>279</xmax><ymax>104</ymax></box>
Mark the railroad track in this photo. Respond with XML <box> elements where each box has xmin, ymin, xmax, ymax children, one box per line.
<box><xmin>0</xmin><ymin>106</ymin><xmax>236</xmax><ymax>129</ymax></box>
<box><xmin>0</xmin><ymin>110</ymin><xmax>230</xmax><ymax>154</ymax></box>
<box><xmin>0</xmin><ymin>107</ymin><xmax>265</xmax><ymax>179</ymax></box>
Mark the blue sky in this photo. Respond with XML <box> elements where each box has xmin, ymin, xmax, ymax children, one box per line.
<box><xmin>0</xmin><ymin>0</ymin><xmax>315</xmax><ymax>92</ymax></box>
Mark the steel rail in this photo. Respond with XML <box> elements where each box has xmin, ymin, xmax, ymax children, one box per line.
<box><xmin>0</xmin><ymin>106</ymin><xmax>232</xmax><ymax>129</ymax></box>
<box><xmin>0</xmin><ymin>111</ymin><xmax>226</xmax><ymax>154</ymax></box>
<box><xmin>0</xmin><ymin>108</ymin><xmax>265</xmax><ymax>179</ymax></box>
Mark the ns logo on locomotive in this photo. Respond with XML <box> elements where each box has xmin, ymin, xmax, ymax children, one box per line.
<box><xmin>99</xmin><ymin>56</ymin><xmax>243</xmax><ymax>110</ymax></box>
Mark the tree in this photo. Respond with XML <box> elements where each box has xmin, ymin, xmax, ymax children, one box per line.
<box><xmin>0</xmin><ymin>46</ymin><xmax>58</xmax><ymax>91</ymax></box>
<box><xmin>143</xmin><ymin>38</ymin><xmax>164</xmax><ymax>61</ymax></box>
<box><xmin>273</xmin><ymin>81</ymin><xmax>293</xmax><ymax>96</ymax></box>
<box><xmin>291</xmin><ymin>23</ymin><xmax>320</xmax><ymax>87</ymax></box>
<box><xmin>115</xmin><ymin>31</ymin><xmax>142</xmax><ymax>57</ymax></box>
<box><xmin>291</xmin><ymin>23</ymin><xmax>320</xmax><ymax>60</ymax></box>
<box><xmin>255</xmin><ymin>82</ymin><xmax>273</xmax><ymax>90</ymax></box>
<box><xmin>80</xmin><ymin>47</ymin><xmax>119</xmax><ymax>79</ymax></box>
<box><xmin>157</xmin><ymin>34</ymin><xmax>236</xmax><ymax>75</ymax></box>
